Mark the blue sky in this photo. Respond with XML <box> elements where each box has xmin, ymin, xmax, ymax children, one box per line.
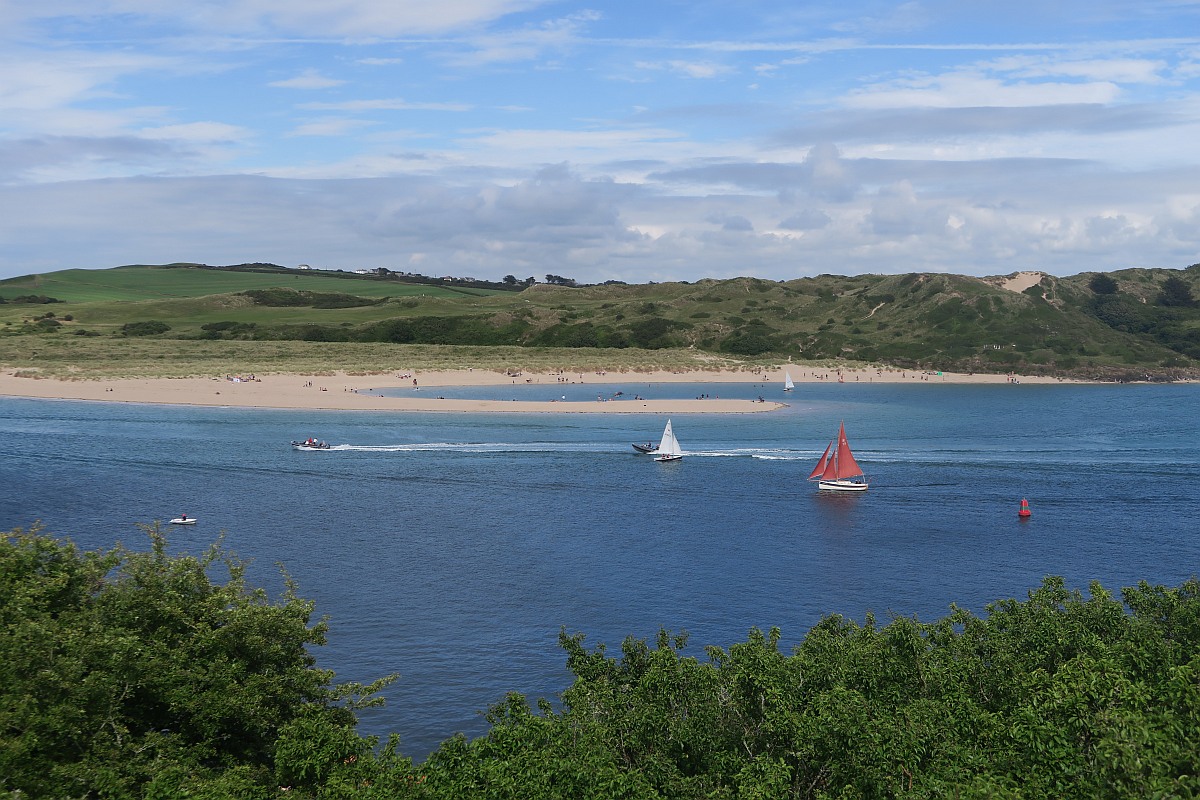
<box><xmin>2</xmin><ymin>1</ymin><xmax>1199</xmax><ymax>283</ymax></box>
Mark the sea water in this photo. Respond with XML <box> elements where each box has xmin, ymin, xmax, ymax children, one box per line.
<box><xmin>2</xmin><ymin>382</ymin><xmax>1198</xmax><ymax>758</ymax></box>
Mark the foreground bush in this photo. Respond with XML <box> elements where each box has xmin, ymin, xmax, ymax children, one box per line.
<box><xmin>418</xmin><ymin>576</ymin><xmax>1200</xmax><ymax>799</ymax></box>
<box><xmin>4</xmin><ymin>526</ymin><xmax>1199</xmax><ymax>798</ymax></box>
<box><xmin>0</xmin><ymin>526</ymin><xmax>412</xmax><ymax>798</ymax></box>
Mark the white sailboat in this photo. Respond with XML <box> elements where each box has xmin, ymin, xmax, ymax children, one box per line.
<box><xmin>784</xmin><ymin>371</ymin><xmax>795</xmax><ymax>391</ymax></box>
<box><xmin>653</xmin><ymin>419</ymin><xmax>684</xmax><ymax>462</ymax></box>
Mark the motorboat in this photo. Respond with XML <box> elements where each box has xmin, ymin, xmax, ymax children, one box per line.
<box><xmin>169</xmin><ymin>516</ymin><xmax>197</xmax><ymax>525</ymax></box>
<box><xmin>292</xmin><ymin>439</ymin><xmax>331</xmax><ymax>450</ymax></box>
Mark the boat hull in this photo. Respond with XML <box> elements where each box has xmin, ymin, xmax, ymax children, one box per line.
<box><xmin>169</xmin><ymin>518</ymin><xmax>197</xmax><ymax>525</ymax></box>
<box><xmin>817</xmin><ymin>479</ymin><xmax>868</xmax><ymax>492</ymax></box>
<box><xmin>654</xmin><ymin>453</ymin><xmax>683</xmax><ymax>462</ymax></box>
<box><xmin>632</xmin><ymin>443</ymin><xmax>658</xmax><ymax>453</ymax></box>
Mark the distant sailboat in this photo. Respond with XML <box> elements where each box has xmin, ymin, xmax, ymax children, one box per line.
<box><xmin>808</xmin><ymin>422</ymin><xmax>868</xmax><ymax>491</ymax></box>
<box><xmin>654</xmin><ymin>419</ymin><xmax>684</xmax><ymax>462</ymax></box>
<box><xmin>784</xmin><ymin>371</ymin><xmax>795</xmax><ymax>392</ymax></box>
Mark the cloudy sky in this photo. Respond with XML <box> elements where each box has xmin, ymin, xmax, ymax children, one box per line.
<box><xmin>2</xmin><ymin>1</ymin><xmax>1199</xmax><ymax>283</ymax></box>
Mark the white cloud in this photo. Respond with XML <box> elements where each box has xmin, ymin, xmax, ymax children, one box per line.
<box><xmin>298</xmin><ymin>99</ymin><xmax>473</xmax><ymax>112</ymax></box>
<box><xmin>269</xmin><ymin>69</ymin><xmax>345</xmax><ymax>89</ymax></box>
<box><xmin>846</xmin><ymin>69</ymin><xmax>1122</xmax><ymax>109</ymax></box>
<box><xmin>985</xmin><ymin>55</ymin><xmax>1169</xmax><ymax>84</ymax></box>
<box><xmin>138</xmin><ymin>122</ymin><xmax>249</xmax><ymax>143</ymax></box>
<box><xmin>634</xmin><ymin>60</ymin><xmax>735</xmax><ymax>79</ymax></box>
<box><xmin>0</xmin><ymin>51</ymin><xmax>171</xmax><ymax>115</ymax></box>
<box><xmin>439</xmin><ymin>9</ymin><xmax>601</xmax><ymax>66</ymax></box>
<box><xmin>456</xmin><ymin>127</ymin><xmax>693</xmax><ymax>167</ymax></box>
<box><xmin>1</xmin><ymin>0</ymin><xmax>560</xmax><ymax>37</ymax></box>
<box><xmin>288</xmin><ymin>118</ymin><xmax>375</xmax><ymax>137</ymax></box>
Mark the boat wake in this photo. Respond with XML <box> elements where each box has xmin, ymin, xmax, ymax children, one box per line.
<box><xmin>688</xmin><ymin>448</ymin><xmax>808</xmax><ymax>459</ymax></box>
<box><xmin>332</xmin><ymin>442</ymin><xmax>618</xmax><ymax>454</ymax></box>
<box><xmin>318</xmin><ymin>443</ymin><xmax>826</xmax><ymax>458</ymax></box>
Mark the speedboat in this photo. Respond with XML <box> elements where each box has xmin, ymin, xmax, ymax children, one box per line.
<box><xmin>292</xmin><ymin>439</ymin><xmax>331</xmax><ymax>450</ymax></box>
<box><xmin>169</xmin><ymin>516</ymin><xmax>197</xmax><ymax>525</ymax></box>
<box><xmin>632</xmin><ymin>441</ymin><xmax>658</xmax><ymax>454</ymax></box>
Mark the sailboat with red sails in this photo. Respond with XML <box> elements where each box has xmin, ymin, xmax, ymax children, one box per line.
<box><xmin>808</xmin><ymin>421</ymin><xmax>868</xmax><ymax>492</ymax></box>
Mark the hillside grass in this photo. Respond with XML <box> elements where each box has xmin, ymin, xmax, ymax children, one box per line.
<box><xmin>3</xmin><ymin>263</ymin><xmax>1199</xmax><ymax>380</ymax></box>
<box><xmin>0</xmin><ymin>264</ymin><xmax>503</xmax><ymax>303</ymax></box>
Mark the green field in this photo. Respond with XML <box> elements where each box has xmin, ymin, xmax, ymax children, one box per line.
<box><xmin>3</xmin><ymin>262</ymin><xmax>1199</xmax><ymax>380</ymax></box>
<box><xmin>0</xmin><ymin>264</ymin><xmax>503</xmax><ymax>303</ymax></box>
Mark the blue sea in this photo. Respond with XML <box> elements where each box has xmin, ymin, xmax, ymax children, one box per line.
<box><xmin>2</xmin><ymin>381</ymin><xmax>1198</xmax><ymax>758</ymax></box>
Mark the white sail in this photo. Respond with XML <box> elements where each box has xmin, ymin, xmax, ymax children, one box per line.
<box><xmin>784</xmin><ymin>371</ymin><xmax>794</xmax><ymax>391</ymax></box>
<box><xmin>655</xmin><ymin>419</ymin><xmax>683</xmax><ymax>459</ymax></box>
<box><xmin>657</xmin><ymin>420</ymin><xmax>677</xmax><ymax>454</ymax></box>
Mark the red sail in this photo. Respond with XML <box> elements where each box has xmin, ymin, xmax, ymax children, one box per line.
<box><xmin>833</xmin><ymin>422</ymin><xmax>864</xmax><ymax>479</ymax></box>
<box><xmin>808</xmin><ymin>440</ymin><xmax>833</xmax><ymax>480</ymax></box>
<box><xmin>820</xmin><ymin>445</ymin><xmax>840</xmax><ymax>480</ymax></box>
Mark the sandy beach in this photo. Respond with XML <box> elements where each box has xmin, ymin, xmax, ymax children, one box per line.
<box><xmin>0</xmin><ymin>366</ymin><xmax>1075</xmax><ymax>414</ymax></box>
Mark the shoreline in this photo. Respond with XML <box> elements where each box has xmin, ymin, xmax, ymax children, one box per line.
<box><xmin>0</xmin><ymin>366</ymin><xmax>1081</xmax><ymax>414</ymax></box>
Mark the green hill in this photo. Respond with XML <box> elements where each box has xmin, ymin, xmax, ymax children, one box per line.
<box><xmin>3</xmin><ymin>263</ymin><xmax>1199</xmax><ymax>380</ymax></box>
<box><xmin>0</xmin><ymin>263</ymin><xmax>507</xmax><ymax>303</ymax></box>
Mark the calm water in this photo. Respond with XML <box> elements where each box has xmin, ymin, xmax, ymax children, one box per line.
<box><xmin>2</xmin><ymin>382</ymin><xmax>1198</xmax><ymax>757</ymax></box>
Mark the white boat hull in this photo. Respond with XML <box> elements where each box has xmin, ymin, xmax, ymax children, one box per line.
<box><xmin>169</xmin><ymin>518</ymin><xmax>197</xmax><ymax>525</ymax></box>
<box><xmin>818</xmin><ymin>479</ymin><xmax>868</xmax><ymax>492</ymax></box>
<box><xmin>655</xmin><ymin>453</ymin><xmax>683</xmax><ymax>462</ymax></box>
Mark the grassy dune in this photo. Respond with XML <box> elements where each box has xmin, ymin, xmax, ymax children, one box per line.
<box><xmin>0</xmin><ymin>336</ymin><xmax>773</xmax><ymax>379</ymax></box>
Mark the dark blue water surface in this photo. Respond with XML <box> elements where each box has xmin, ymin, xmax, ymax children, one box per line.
<box><xmin>2</xmin><ymin>382</ymin><xmax>1198</xmax><ymax>758</ymax></box>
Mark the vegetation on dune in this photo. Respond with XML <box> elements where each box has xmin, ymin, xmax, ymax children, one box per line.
<box><xmin>5</xmin><ymin>525</ymin><xmax>1200</xmax><ymax>798</ymax></box>
<box><xmin>0</xmin><ymin>337</ymin><xmax>764</xmax><ymax>379</ymax></box>
<box><xmin>3</xmin><ymin>263</ymin><xmax>1200</xmax><ymax>379</ymax></box>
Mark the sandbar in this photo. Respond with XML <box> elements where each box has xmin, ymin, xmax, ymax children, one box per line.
<box><xmin>0</xmin><ymin>366</ymin><xmax>1075</xmax><ymax>414</ymax></box>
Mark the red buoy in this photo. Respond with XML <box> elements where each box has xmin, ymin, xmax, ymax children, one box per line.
<box><xmin>1018</xmin><ymin>498</ymin><xmax>1032</xmax><ymax>519</ymax></box>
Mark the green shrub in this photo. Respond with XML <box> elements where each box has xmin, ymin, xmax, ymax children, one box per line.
<box><xmin>121</xmin><ymin>320</ymin><xmax>170</xmax><ymax>336</ymax></box>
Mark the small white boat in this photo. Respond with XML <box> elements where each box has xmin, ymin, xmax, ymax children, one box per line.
<box><xmin>292</xmin><ymin>439</ymin><xmax>331</xmax><ymax>450</ymax></box>
<box><xmin>653</xmin><ymin>419</ymin><xmax>684</xmax><ymax>462</ymax></box>
<box><xmin>784</xmin><ymin>371</ymin><xmax>795</xmax><ymax>391</ymax></box>
<box><xmin>808</xmin><ymin>421</ymin><xmax>868</xmax><ymax>492</ymax></box>
<box><xmin>169</xmin><ymin>516</ymin><xmax>197</xmax><ymax>525</ymax></box>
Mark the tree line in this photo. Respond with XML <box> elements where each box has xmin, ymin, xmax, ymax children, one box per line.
<box><xmin>4</xmin><ymin>526</ymin><xmax>1200</xmax><ymax>798</ymax></box>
